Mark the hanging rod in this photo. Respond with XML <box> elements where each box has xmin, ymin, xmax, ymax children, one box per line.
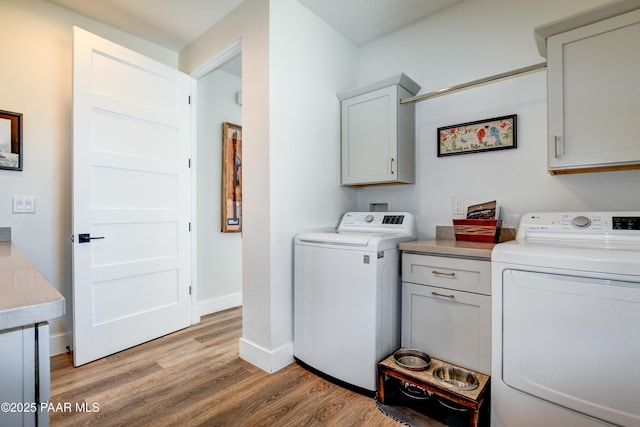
<box><xmin>400</xmin><ymin>62</ymin><xmax>547</xmax><ymax>104</ymax></box>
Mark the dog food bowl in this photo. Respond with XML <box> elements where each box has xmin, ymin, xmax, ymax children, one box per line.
<box><xmin>433</xmin><ymin>366</ymin><xmax>479</xmax><ymax>391</ymax></box>
<box><xmin>398</xmin><ymin>380</ymin><xmax>433</xmax><ymax>401</ymax></box>
<box><xmin>393</xmin><ymin>348</ymin><xmax>431</xmax><ymax>371</ymax></box>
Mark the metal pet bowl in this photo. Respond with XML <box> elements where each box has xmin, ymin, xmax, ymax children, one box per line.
<box><xmin>398</xmin><ymin>380</ymin><xmax>433</xmax><ymax>401</ymax></box>
<box><xmin>393</xmin><ymin>348</ymin><xmax>431</xmax><ymax>371</ymax></box>
<box><xmin>433</xmin><ymin>366</ymin><xmax>479</xmax><ymax>391</ymax></box>
<box><xmin>437</xmin><ymin>397</ymin><xmax>470</xmax><ymax>412</ymax></box>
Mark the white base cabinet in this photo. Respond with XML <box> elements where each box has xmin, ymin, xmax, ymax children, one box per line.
<box><xmin>0</xmin><ymin>323</ymin><xmax>50</xmax><ymax>427</ymax></box>
<box><xmin>401</xmin><ymin>253</ymin><xmax>491</xmax><ymax>374</ymax></box>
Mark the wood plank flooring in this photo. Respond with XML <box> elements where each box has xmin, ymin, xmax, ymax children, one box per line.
<box><xmin>49</xmin><ymin>307</ymin><xmax>399</xmax><ymax>426</ymax></box>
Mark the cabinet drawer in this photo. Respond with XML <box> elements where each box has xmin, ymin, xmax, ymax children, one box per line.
<box><xmin>401</xmin><ymin>282</ymin><xmax>491</xmax><ymax>374</ymax></box>
<box><xmin>402</xmin><ymin>253</ymin><xmax>490</xmax><ymax>295</ymax></box>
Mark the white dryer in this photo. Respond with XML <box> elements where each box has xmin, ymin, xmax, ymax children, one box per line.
<box><xmin>293</xmin><ymin>212</ymin><xmax>417</xmax><ymax>392</ymax></box>
<box><xmin>491</xmin><ymin>212</ymin><xmax>640</xmax><ymax>427</ymax></box>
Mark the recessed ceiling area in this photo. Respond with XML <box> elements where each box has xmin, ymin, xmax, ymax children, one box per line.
<box><xmin>298</xmin><ymin>0</ymin><xmax>466</xmax><ymax>45</ymax></box>
<box><xmin>45</xmin><ymin>0</ymin><xmax>466</xmax><ymax>51</ymax></box>
<box><xmin>45</xmin><ymin>0</ymin><xmax>245</xmax><ymax>51</ymax></box>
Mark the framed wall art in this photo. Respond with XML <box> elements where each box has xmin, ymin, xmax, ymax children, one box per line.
<box><xmin>438</xmin><ymin>114</ymin><xmax>517</xmax><ymax>157</ymax></box>
<box><xmin>221</xmin><ymin>122</ymin><xmax>242</xmax><ymax>232</ymax></box>
<box><xmin>0</xmin><ymin>110</ymin><xmax>23</xmax><ymax>171</ymax></box>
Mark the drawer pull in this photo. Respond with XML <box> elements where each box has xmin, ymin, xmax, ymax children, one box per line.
<box><xmin>431</xmin><ymin>291</ymin><xmax>455</xmax><ymax>299</ymax></box>
<box><xmin>432</xmin><ymin>270</ymin><xmax>455</xmax><ymax>277</ymax></box>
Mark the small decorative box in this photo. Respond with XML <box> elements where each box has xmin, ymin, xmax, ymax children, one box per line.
<box><xmin>453</xmin><ymin>219</ymin><xmax>501</xmax><ymax>243</ymax></box>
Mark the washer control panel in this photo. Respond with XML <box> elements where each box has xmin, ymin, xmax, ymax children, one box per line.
<box><xmin>338</xmin><ymin>212</ymin><xmax>416</xmax><ymax>234</ymax></box>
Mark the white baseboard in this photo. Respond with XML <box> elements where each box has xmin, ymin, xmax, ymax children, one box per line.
<box><xmin>50</xmin><ymin>331</ymin><xmax>71</xmax><ymax>356</ymax></box>
<box><xmin>198</xmin><ymin>292</ymin><xmax>242</xmax><ymax>317</ymax></box>
<box><xmin>239</xmin><ymin>337</ymin><xmax>293</xmax><ymax>373</ymax></box>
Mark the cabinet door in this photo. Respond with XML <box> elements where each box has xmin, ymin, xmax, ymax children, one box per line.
<box><xmin>0</xmin><ymin>326</ymin><xmax>36</xmax><ymax>427</ymax></box>
<box><xmin>341</xmin><ymin>85</ymin><xmax>397</xmax><ymax>185</ymax></box>
<box><xmin>401</xmin><ymin>282</ymin><xmax>491</xmax><ymax>374</ymax></box>
<box><xmin>548</xmin><ymin>9</ymin><xmax>640</xmax><ymax>173</ymax></box>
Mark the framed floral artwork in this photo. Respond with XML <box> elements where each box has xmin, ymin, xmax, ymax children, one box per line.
<box><xmin>438</xmin><ymin>114</ymin><xmax>516</xmax><ymax>157</ymax></box>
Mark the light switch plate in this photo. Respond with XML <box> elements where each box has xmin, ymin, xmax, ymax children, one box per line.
<box><xmin>453</xmin><ymin>196</ymin><xmax>464</xmax><ymax>215</ymax></box>
<box><xmin>13</xmin><ymin>196</ymin><xmax>36</xmax><ymax>214</ymax></box>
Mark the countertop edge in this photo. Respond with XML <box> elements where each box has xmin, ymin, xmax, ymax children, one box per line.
<box><xmin>399</xmin><ymin>239</ymin><xmax>496</xmax><ymax>260</ymax></box>
<box><xmin>0</xmin><ymin>243</ymin><xmax>66</xmax><ymax>330</ymax></box>
<box><xmin>1</xmin><ymin>299</ymin><xmax>65</xmax><ymax>331</ymax></box>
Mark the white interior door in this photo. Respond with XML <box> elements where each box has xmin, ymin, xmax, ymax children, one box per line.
<box><xmin>72</xmin><ymin>27</ymin><xmax>192</xmax><ymax>366</ymax></box>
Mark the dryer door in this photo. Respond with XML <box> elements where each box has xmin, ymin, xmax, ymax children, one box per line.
<box><xmin>501</xmin><ymin>269</ymin><xmax>640</xmax><ymax>427</ymax></box>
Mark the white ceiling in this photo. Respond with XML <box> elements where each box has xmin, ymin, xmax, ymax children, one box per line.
<box><xmin>299</xmin><ymin>0</ymin><xmax>466</xmax><ymax>46</ymax></box>
<box><xmin>46</xmin><ymin>0</ymin><xmax>466</xmax><ymax>51</ymax></box>
<box><xmin>46</xmin><ymin>0</ymin><xmax>245</xmax><ymax>51</ymax></box>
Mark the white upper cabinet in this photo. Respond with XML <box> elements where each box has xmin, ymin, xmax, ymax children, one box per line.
<box><xmin>535</xmin><ymin>2</ymin><xmax>640</xmax><ymax>175</ymax></box>
<box><xmin>338</xmin><ymin>74</ymin><xmax>420</xmax><ymax>186</ymax></box>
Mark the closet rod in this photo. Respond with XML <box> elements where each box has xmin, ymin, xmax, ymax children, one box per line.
<box><xmin>400</xmin><ymin>62</ymin><xmax>547</xmax><ymax>104</ymax></box>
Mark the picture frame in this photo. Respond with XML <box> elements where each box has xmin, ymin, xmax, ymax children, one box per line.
<box><xmin>221</xmin><ymin>122</ymin><xmax>242</xmax><ymax>233</ymax></box>
<box><xmin>0</xmin><ymin>110</ymin><xmax>23</xmax><ymax>171</ymax></box>
<box><xmin>437</xmin><ymin>114</ymin><xmax>516</xmax><ymax>157</ymax></box>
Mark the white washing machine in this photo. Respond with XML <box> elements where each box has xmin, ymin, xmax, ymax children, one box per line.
<box><xmin>293</xmin><ymin>211</ymin><xmax>417</xmax><ymax>392</ymax></box>
<box><xmin>491</xmin><ymin>212</ymin><xmax>640</xmax><ymax>427</ymax></box>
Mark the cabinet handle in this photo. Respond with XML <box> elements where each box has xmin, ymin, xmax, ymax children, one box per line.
<box><xmin>390</xmin><ymin>158</ymin><xmax>395</xmax><ymax>174</ymax></box>
<box><xmin>431</xmin><ymin>270</ymin><xmax>455</xmax><ymax>277</ymax></box>
<box><xmin>431</xmin><ymin>291</ymin><xmax>455</xmax><ymax>299</ymax></box>
<box><xmin>554</xmin><ymin>135</ymin><xmax>559</xmax><ymax>158</ymax></box>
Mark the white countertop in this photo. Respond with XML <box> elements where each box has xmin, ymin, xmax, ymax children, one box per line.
<box><xmin>0</xmin><ymin>242</ymin><xmax>65</xmax><ymax>330</ymax></box>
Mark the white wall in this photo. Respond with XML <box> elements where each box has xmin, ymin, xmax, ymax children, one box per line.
<box><xmin>196</xmin><ymin>68</ymin><xmax>243</xmax><ymax>315</ymax></box>
<box><xmin>268</xmin><ymin>0</ymin><xmax>358</xmax><ymax>360</ymax></box>
<box><xmin>0</xmin><ymin>0</ymin><xmax>179</xmax><ymax>355</ymax></box>
<box><xmin>353</xmin><ymin>0</ymin><xmax>640</xmax><ymax>235</ymax></box>
<box><xmin>182</xmin><ymin>0</ymin><xmax>358</xmax><ymax>372</ymax></box>
<box><xmin>181</xmin><ymin>0</ymin><xmax>277</xmax><ymax>371</ymax></box>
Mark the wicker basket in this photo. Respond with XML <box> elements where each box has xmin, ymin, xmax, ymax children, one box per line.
<box><xmin>453</xmin><ymin>219</ymin><xmax>501</xmax><ymax>243</ymax></box>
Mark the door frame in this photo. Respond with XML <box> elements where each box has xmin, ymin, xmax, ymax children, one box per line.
<box><xmin>189</xmin><ymin>39</ymin><xmax>242</xmax><ymax>323</ymax></box>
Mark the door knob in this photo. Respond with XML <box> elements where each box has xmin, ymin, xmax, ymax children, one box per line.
<box><xmin>78</xmin><ymin>233</ymin><xmax>105</xmax><ymax>243</ymax></box>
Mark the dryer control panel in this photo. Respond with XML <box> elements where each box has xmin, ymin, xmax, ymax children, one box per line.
<box><xmin>516</xmin><ymin>211</ymin><xmax>640</xmax><ymax>241</ymax></box>
<box><xmin>613</xmin><ymin>216</ymin><xmax>640</xmax><ymax>230</ymax></box>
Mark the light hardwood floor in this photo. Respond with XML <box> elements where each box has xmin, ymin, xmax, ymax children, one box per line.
<box><xmin>49</xmin><ymin>307</ymin><xmax>399</xmax><ymax>426</ymax></box>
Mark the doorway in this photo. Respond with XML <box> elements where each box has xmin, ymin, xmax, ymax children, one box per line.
<box><xmin>193</xmin><ymin>45</ymin><xmax>243</xmax><ymax>317</ymax></box>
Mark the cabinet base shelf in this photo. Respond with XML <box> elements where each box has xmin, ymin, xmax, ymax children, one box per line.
<box><xmin>549</xmin><ymin>163</ymin><xmax>640</xmax><ymax>175</ymax></box>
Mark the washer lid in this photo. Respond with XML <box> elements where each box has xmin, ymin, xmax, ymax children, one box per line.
<box><xmin>296</xmin><ymin>231</ymin><xmax>376</xmax><ymax>247</ymax></box>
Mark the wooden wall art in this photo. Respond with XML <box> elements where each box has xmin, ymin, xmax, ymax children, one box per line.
<box><xmin>0</xmin><ymin>110</ymin><xmax>23</xmax><ymax>171</ymax></box>
<box><xmin>221</xmin><ymin>122</ymin><xmax>242</xmax><ymax>232</ymax></box>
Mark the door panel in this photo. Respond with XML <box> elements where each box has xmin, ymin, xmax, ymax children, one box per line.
<box><xmin>502</xmin><ymin>269</ymin><xmax>640</xmax><ymax>427</ymax></box>
<box><xmin>72</xmin><ymin>26</ymin><xmax>192</xmax><ymax>366</ymax></box>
